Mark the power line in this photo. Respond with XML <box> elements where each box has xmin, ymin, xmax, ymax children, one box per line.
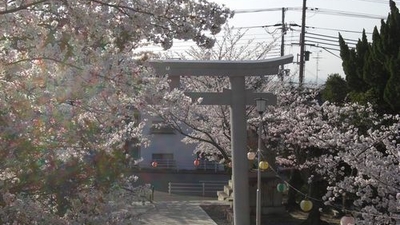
<box><xmin>306</xmin><ymin>32</ymin><xmax>359</xmax><ymax>43</ymax></box>
<box><xmin>234</xmin><ymin>7</ymin><xmax>302</xmax><ymax>13</ymax></box>
<box><xmin>305</xmin><ymin>36</ymin><xmax>342</xmax><ymax>46</ymax></box>
<box><xmin>235</xmin><ymin>23</ymin><xmax>371</xmax><ymax>36</ymax></box>
<box><xmin>305</xmin><ymin>40</ymin><xmax>340</xmax><ymax>48</ymax></box>
<box><xmin>340</xmin><ymin>0</ymin><xmax>400</xmax><ymax>4</ymax></box>
<box><xmin>234</xmin><ymin>7</ymin><xmax>386</xmax><ymax>20</ymax></box>
<box><xmin>305</xmin><ymin>25</ymin><xmax>374</xmax><ymax>34</ymax></box>
<box><xmin>307</xmin><ymin>7</ymin><xmax>386</xmax><ymax>19</ymax></box>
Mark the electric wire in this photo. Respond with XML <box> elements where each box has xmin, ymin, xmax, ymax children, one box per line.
<box><xmin>305</xmin><ymin>36</ymin><xmax>354</xmax><ymax>47</ymax></box>
<box><xmin>306</xmin><ymin>32</ymin><xmax>359</xmax><ymax>43</ymax></box>
<box><xmin>305</xmin><ymin>25</ymin><xmax>374</xmax><ymax>34</ymax></box>
<box><xmin>234</xmin><ymin>7</ymin><xmax>386</xmax><ymax>20</ymax></box>
<box><xmin>338</xmin><ymin>0</ymin><xmax>400</xmax><ymax>4</ymax></box>
<box><xmin>307</xmin><ymin>7</ymin><xmax>386</xmax><ymax>19</ymax></box>
<box><xmin>237</xmin><ymin>24</ymin><xmax>370</xmax><ymax>35</ymax></box>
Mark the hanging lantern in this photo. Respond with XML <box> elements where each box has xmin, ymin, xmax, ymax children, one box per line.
<box><xmin>194</xmin><ymin>159</ymin><xmax>200</xmax><ymax>167</ymax></box>
<box><xmin>300</xmin><ymin>199</ymin><xmax>313</xmax><ymax>212</ymax></box>
<box><xmin>247</xmin><ymin>152</ymin><xmax>256</xmax><ymax>160</ymax></box>
<box><xmin>276</xmin><ymin>183</ymin><xmax>288</xmax><ymax>193</ymax></box>
<box><xmin>151</xmin><ymin>161</ymin><xmax>158</xmax><ymax>168</ymax></box>
<box><xmin>340</xmin><ymin>215</ymin><xmax>355</xmax><ymax>225</ymax></box>
<box><xmin>259</xmin><ymin>161</ymin><xmax>269</xmax><ymax>170</ymax></box>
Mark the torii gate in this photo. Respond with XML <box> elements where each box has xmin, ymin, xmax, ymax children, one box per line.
<box><xmin>149</xmin><ymin>55</ymin><xmax>293</xmax><ymax>225</ymax></box>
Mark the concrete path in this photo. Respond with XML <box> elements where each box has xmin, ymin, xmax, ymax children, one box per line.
<box><xmin>138</xmin><ymin>200</ymin><xmax>224</xmax><ymax>225</ymax></box>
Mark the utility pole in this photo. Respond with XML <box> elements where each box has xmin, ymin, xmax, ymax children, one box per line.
<box><xmin>314</xmin><ymin>50</ymin><xmax>322</xmax><ymax>85</ymax></box>
<box><xmin>281</xmin><ymin>7</ymin><xmax>286</xmax><ymax>58</ymax></box>
<box><xmin>279</xmin><ymin>7</ymin><xmax>286</xmax><ymax>82</ymax></box>
<box><xmin>299</xmin><ymin>0</ymin><xmax>307</xmax><ymax>86</ymax></box>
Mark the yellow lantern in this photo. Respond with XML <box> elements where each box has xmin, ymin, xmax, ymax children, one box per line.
<box><xmin>300</xmin><ymin>199</ymin><xmax>313</xmax><ymax>212</ymax></box>
<box><xmin>259</xmin><ymin>161</ymin><xmax>269</xmax><ymax>170</ymax></box>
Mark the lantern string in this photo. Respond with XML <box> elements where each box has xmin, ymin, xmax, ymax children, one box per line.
<box><xmin>264</xmin><ymin>161</ymin><xmax>400</xmax><ymax>221</ymax></box>
<box><xmin>268</xmin><ymin>165</ymin><xmax>321</xmax><ymax>202</ymax></box>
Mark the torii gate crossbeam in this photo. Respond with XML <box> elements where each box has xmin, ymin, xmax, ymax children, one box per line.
<box><xmin>149</xmin><ymin>55</ymin><xmax>293</xmax><ymax>225</ymax></box>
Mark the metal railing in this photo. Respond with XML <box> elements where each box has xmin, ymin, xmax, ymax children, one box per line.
<box><xmin>150</xmin><ymin>159</ymin><xmax>225</xmax><ymax>172</ymax></box>
<box><xmin>195</xmin><ymin>160</ymin><xmax>225</xmax><ymax>172</ymax></box>
<box><xmin>152</xmin><ymin>159</ymin><xmax>177</xmax><ymax>169</ymax></box>
<box><xmin>168</xmin><ymin>181</ymin><xmax>226</xmax><ymax>196</ymax></box>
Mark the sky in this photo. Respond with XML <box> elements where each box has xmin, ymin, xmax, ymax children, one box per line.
<box><xmin>207</xmin><ymin>0</ymin><xmax>396</xmax><ymax>85</ymax></box>
<box><xmin>154</xmin><ymin>0</ymin><xmax>398</xmax><ymax>85</ymax></box>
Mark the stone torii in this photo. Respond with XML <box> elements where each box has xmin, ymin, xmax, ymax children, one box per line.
<box><xmin>149</xmin><ymin>55</ymin><xmax>293</xmax><ymax>225</ymax></box>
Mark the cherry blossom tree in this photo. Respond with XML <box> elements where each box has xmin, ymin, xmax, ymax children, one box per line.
<box><xmin>0</xmin><ymin>0</ymin><xmax>232</xmax><ymax>222</ymax></box>
<box><xmin>267</xmin><ymin>88</ymin><xmax>400</xmax><ymax>224</ymax></box>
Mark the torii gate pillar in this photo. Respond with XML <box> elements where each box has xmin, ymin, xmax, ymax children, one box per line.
<box><xmin>149</xmin><ymin>55</ymin><xmax>293</xmax><ymax>225</ymax></box>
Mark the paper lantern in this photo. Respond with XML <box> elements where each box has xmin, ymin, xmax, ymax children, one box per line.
<box><xmin>340</xmin><ymin>215</ymin><xmax>355</xmax><ymax>225</ymax></box>
<box><xmin>247</xmin><ymin>152</ymin><xmax>256</xmax><ymax>160</ymax></box>
<box><xmin>259</xmin><ymin>161</ymin><xmax>269</xmax><ymax>170</ymax></box>
<box><xmin>300</xmin><ymin>199</ymin><xmax>313</xmax><ymax>212</ymax></box>
<box><xmin>194</xmin><ymin>159</ymin><xmax>200</xmax><ymax>166</ymax></box>
<box><xmin>276</xmin><ymin>183</ymin><xmax>288</xmax><ymax>192</ymax></box>
<box><xmin>151</xmin><ymin>161</ymin><xmax>158</xmax><ymax>168</ymax></box>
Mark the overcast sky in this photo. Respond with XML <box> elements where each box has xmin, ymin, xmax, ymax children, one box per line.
<box><xmin>209</xmin><ymin>0</ymin><xmax>396</xmax><ymax>84</ymax></box>
<box><xmin>149</xmin><ymin>0</ymin><xmax>397</xmax><ymax>85</ymax></box>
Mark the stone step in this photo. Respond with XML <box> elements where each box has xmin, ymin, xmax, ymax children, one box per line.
<box><xmin>224</xmin><ymin>185</ymin><xmax>233</xmax><ymax>196</ymax></box>
<box><xmin>217</xmin><ymin>191</ymin><xmax>229</xmax><ymax>201</ymax></box>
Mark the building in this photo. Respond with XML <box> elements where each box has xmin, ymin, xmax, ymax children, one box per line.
<box><xmin>139</xmin><ymin>112</ymin><xmax>224</xmax><ymax>172</ymax></box>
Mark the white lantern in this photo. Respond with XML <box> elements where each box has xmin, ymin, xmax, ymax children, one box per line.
<box><xmin>247</xmin><ymin>152</ymin><xmax>256</xmax><ymax>160</ymax></box>
<box><xmin>340</xmin><ymin>215</ymin><xmax>355</xmax><ymax>225</ymax></box>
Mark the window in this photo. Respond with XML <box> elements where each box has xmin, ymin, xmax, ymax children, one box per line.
<box><xmin>152</xmin><ymin>153</ymin><xmax>174</xmax><ymax>160</ymax></box>
<box><xmin>149</xmin><ymin>120</ymin><xmax>175</xmax><ymax>134</ymax></box>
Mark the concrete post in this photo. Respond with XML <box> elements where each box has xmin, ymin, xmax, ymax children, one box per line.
<box><xmin>230</xmin><ymin>76</ymin><xmax>250</xmax><ymax>224</ymax></box>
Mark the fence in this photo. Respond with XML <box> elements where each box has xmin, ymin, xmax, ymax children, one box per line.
<box><xmin>168</xmin><ymin>181</ymin><xmax>227</xmax><ymax>196</ymax></box>
<box><xmin>196</xmin><ymin>160</ymin><xmax>225</xmax><ymax>172</ymax></box>
<box><xmin>152</xmin><ymin>159</ymin><xmax>177</xmax><ymax>169</ymax></box>
<box><xmin>150</xmin><ymin>159</ymin><xmax>225</xmax><ymax>172</ymax></box>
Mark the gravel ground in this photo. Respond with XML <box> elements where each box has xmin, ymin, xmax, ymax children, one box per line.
<box><xmin>151</xmin><ymin>189</ymin><xmax>339</xmax><ymax>225</ymax></box>
<box><xmin>200</xmin><ymin>204</ymin><xmax>232</xmax><ymax>225</ymax></box>
<box><xmin>201</xmin><ymin>205</ymin><xmax>340</xmax><ymax>225</ymax></box>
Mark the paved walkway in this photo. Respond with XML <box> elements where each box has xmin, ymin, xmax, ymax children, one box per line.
<box><xmin>137</xmin><ymin>200</ymin><xmax>225</xmax><ymax>225</ymax></box>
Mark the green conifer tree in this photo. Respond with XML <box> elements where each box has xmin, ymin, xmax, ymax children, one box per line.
<box><xmin>339</xmin><ymin>0</ymin><xmax>400</xmax><ymax>114</ymax></box>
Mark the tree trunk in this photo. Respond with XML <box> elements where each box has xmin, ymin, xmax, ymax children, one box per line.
<box><xmin>300</xmin><ymin>179</ymin><xmax>330</xmax><ymax>225</ymax></box>
<box><xmin>286</xmin><ymin>169</ymin><xmax>304</xmax><ymax>211</ymax></box>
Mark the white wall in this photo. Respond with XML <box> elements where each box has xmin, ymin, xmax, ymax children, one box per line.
<box><xmin>139</xmin><ymin>113</ymin><xmax>198</xmax><ymax>170</ymax></box>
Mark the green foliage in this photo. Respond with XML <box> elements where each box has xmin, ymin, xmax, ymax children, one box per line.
<box><xmin>321</xmin><ymin>73</ymin><xmax>348</xmax><ymax>104</ymax></box>
<box><xmin>339</xmin><ymin>0</ymin><xmax>400</xmax><ymax>114</ymax></box>
<box><xmin>384</xmin><ymin>53</ymin><xmax>400</xmax><ymax>110</ymax></box>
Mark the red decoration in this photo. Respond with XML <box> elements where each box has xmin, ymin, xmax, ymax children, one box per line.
<box><xmin>194</xmin><ymin>159</ymin><xmax>200</xmax><ymax>166</ymax></box>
